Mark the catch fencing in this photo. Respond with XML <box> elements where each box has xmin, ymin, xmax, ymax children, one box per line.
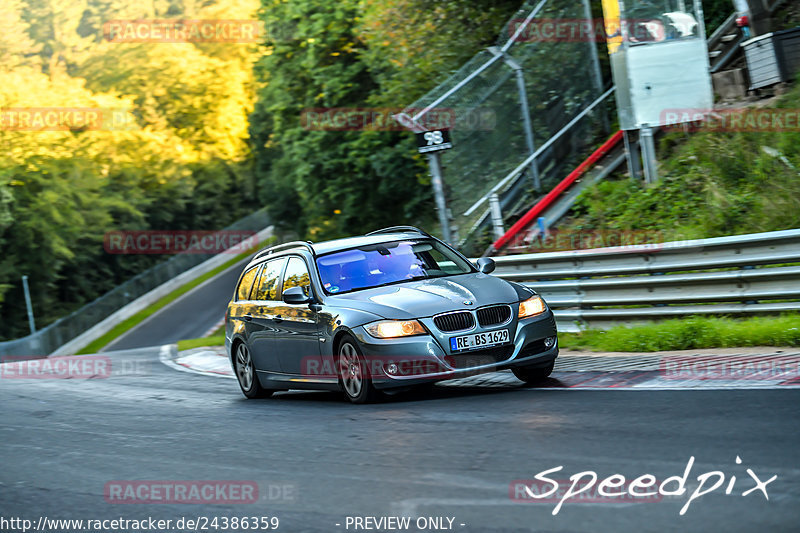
<box><xmin>398</xmin><ymin>0</ymin><xmax>615</xmax><ymax>256</ymax></box>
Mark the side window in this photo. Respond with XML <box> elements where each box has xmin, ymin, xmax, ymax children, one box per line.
<box><xmin>236</xmin><ymin>266</ymin><xmax>260</xmax><ymax>301</ymax></box>
<box><xmin>252</xmin><ymin>258</ymin><xmax>286</xmax><ymax>301</ymax></box>
<box><xmin>282</xmin><ymin>257</ymin><xmax>311</xmax><ymax>298</ymax></box>
<box><xmin>414</xmin><ymin>243</ymin><xmax>460</xmax><ymax>274</ymax></box>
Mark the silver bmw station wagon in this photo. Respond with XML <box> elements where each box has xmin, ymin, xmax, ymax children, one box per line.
<box><xmin>226</xmin><ymin>226</ymin><xmax>558</xmax><ymax>403</ymax></box>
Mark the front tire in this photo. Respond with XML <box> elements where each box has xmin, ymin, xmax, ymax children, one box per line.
<box><xmin>337</xmin><ymin>335</ymin><xmax>380</xmax><ymax>404</ymax></box>
<box><xmin>512</xmin><ymin>361</ymin><xmax>554</xmax><ymax>385</ymax></box>
<box><xmin>234</xmin><ymin>342</ymin><xmax>274</xmax><ymax>399</ymax></box>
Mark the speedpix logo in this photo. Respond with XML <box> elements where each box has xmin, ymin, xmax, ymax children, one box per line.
<box><xmin>511</xmin><ymin>456</ymin><xmax>776</xmax><ymax>515</ymax></box>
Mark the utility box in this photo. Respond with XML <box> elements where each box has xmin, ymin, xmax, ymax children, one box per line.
<box><xmin>779</xmin><ymin>27</ymin><xmax>800</xmax><ymax>79</ymax></box>
<box><xmin>601</xmin><ymin>0</ymin><xmax>714</xmax><ymax>130</ymax></box>
<box><xmin>743</xmin><ymin>27</ymin><xmax>800</xmax><ymax>90</ymax></box>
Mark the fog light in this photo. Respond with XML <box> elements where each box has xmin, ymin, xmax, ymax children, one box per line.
<box><xmin>386</xmin><ymin>363</ymin><xmax>398</xmax><ymax>375</ymax></box>
<box><xmin>544</xmin><ymin>336</ymin><xmax>557</xmax><ymax>349</ymax></box>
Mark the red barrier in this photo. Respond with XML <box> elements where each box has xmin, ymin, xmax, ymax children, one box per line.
<box><xmin>493</xmin><ymin>130</ymin><xmax>624</xmax><ymax>252</ymax></box>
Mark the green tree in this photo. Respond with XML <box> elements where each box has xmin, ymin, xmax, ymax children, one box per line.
<box><xmin>0</xmin><ymin>0</ymin><xmax>262</xmax><ymax>340</ymax></box>
<box><xmin>357</xmin><ymin>0</ymin><xmax>522</xmax><ymax>106</ymax></box>
<box><xmin>251</xmin><ymin>0</ymin><xmax>434</xmax><ymax>240</ymax></box>
<box><xmin>251</xmin><ymin>0</ymin><xmax>522</xmax><ymax>240</ymax></box>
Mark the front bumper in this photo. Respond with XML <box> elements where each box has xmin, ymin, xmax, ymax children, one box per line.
<box><xmin>351</xmin><ymin>310</ymin><xmax>558</xmax><ymax>389</ymax></box>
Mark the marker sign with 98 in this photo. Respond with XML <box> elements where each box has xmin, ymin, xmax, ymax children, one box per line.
<box><xmin>416</xmin><ymin>129</ymin><xmax>453</xmax><ymax>153</ymax></box>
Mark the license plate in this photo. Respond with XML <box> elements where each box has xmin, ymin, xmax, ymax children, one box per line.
<box><xmin>450</xmin><ymin>329</ymin><xmax>510</xmax><ymax>352</ymax></box>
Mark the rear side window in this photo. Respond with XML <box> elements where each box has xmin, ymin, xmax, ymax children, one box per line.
<box><xmin>252</xmin><ymin>258</ymin><xmax>286</xmax><ymax>301</ymax></box>
<box><xmin>282</xmin><ymin>256</ymin><xmax>311</xmax><ymax>297</ymax></box>
<box><xmin>236</xmin><ymin>266</ymin><xmax>259</xmax><ymax>301</ymax></box>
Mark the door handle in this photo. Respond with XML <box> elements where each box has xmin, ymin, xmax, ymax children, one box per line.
<box><xmin>273</xmin><ymin>315</ymin><xmax>283</xmax><ymax>323</ymax></box>
<box><xmin>243</xmin><ymin>314</ymin><xmax>253</xmax><ymax>322</ymax></box>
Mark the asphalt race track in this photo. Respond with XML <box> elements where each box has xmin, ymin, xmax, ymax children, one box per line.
<box><xmin>102</xmin><ymin>258</ymin><xmax>250</xmax><ymax>352</ymax></box>
<box><xmin>1</xmin><ymin>347</ymin><xmax>799</xmax><ymax>533</ymax></box>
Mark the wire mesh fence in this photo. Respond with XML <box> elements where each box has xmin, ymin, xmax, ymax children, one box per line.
<box><xmin>0</xmin><ymin>209</ymin><xmax>271</xmax><ymax>357</ymax></box>
<box><xmin>400</xmin><ymin>0</ymin><xmax>617</xmax><ymax>256</ymax></box>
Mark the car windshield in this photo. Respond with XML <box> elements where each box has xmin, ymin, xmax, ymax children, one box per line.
<box><xmin>315</xmin><ymin>239</ymin><xmax>474</xmax><ymax>294</ymax></box>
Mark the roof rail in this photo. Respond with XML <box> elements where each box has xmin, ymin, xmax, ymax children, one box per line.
<box><xmin>365</xmin><ymin>226</ymin><xmax>432</xmax><ymax>238</ymax></box>
<box><xmin>253</xmin><ymin>241</ymin><xmax>315</xmax><ymax>261</ymax></box>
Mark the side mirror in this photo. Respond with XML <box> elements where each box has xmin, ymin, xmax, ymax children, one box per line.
<box><xmin>282</xmin><ymin>286</ymin><xmax>312</xmax><ymax>304</ymax></box>
<box><xmin>476</xmin><ymin>257</ymin><xmax>496</xmax><ymax>274</ymax></box>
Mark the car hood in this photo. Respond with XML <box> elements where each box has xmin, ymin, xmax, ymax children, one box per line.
<box><xmin>324</xmin><ymin>273</ymin><xmax>522</xmax><ymax>320</ymax></box>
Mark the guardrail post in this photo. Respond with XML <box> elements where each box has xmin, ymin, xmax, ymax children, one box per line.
<box><xmin>623</xmin><ymin>130</ymin><xmax>642</xmax><ymax>180</ymax></box>
<box><xmin>640</xmin><ymin>126</ymin><xmax>659</xmax><ymax>184</ymax></box>
<box><xmin>22</xmin><ymin>275</ymin><xmax>36</xmax><ymax>335</ymax></box>
<box><xmin>489</xmin><ymin>194</ymin><xmax>505</xmax><ymax>241</ymax></box>
<box><xmin>514</xmin><ymin>68</ymin><xmax>540</xmax><ymax>191</ymax></box>
<box><xmin>488</xmin><ymin>46</ymin><xmax>540</xmax><ymax>191</ymax></box>
<box><xmin>427</xmin><ymin>152</ymin><xmax>454</xmax><ymax>244</ymax></box>
<box><xmin>582</xmin><ymin>0</ymin><xmax>610</xmax><ymax>134</ymax></box>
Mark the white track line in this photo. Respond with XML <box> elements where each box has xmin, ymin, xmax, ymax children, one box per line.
<box><xmin>158</xmin><ymin>347</ymin><xmax>800</xmax><ymax>390</ymax></box>
<box><xmin>202</xmin><ymin>318</ymin><xmax>226</xmax><ymax>338</ymax></box>
<box><xmin>158</xmin><ymin>344</ymin><xmax>236</xmax><ymax>380</ymax></box>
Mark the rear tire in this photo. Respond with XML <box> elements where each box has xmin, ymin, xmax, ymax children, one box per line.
<box><xmin>512</xmin><ymin>361</ymin><xmax>554</xmax><ymax>385</ymax></box>
<box><xmin>337</xmin><ymin>335</ymin><xmax>380</xmax><ymax>404</ymax></box>
<box><xmin>234</xmin><ymin>342</ymin><xmax>275</xmax><ymax>399</ymax></box>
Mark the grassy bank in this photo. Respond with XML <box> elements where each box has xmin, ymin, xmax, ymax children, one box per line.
<box><xmin>76</xmin><ymin>240</ymin><xmax>273</xmax><ymax>355</ymax></box>
<box><xmin>563</xmin><ymin>78</ymin><xmax>800</xmax><ymax>241</ymax></box>
<box><xmin>177</xmin><ymin>327</ymin><xmax>226</xmax><ymax>351</ymax></box>
<box><xmin>559</xmin><ymin>314</ymin><xmax>800</xmax><ymax>352</ymax></box>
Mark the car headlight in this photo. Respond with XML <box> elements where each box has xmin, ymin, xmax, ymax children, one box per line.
<box><xmin>518</xmin><ymin>295</ymin><xmax>546</xmax><ymax>319</ymax></box>
<box><xmin>365</xmin><ymin>320</ymin><xmax>427</xmax><ymax>339</ymax></box>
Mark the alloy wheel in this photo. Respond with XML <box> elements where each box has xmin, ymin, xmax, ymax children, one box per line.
<box><xmin>236</xmin><ymin>343</ymin><xmax>254</xmax><ymax>391</ymax></box>
<box><xmin>338</xmin><ymin>342</ymin><xmax>363</xmax><ymax>398</ymax></box>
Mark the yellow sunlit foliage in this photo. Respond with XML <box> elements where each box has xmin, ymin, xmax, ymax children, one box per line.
<box><xmin>0</xmin><ymin>0</ymin><xmax>261</xmax><ymax>339</ymax></box>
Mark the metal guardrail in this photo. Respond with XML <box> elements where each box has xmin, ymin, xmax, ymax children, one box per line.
<box><xmin>490</xmin><ymin>229</ymin><xmax>800</xmax><ymax>332</ymax></box>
